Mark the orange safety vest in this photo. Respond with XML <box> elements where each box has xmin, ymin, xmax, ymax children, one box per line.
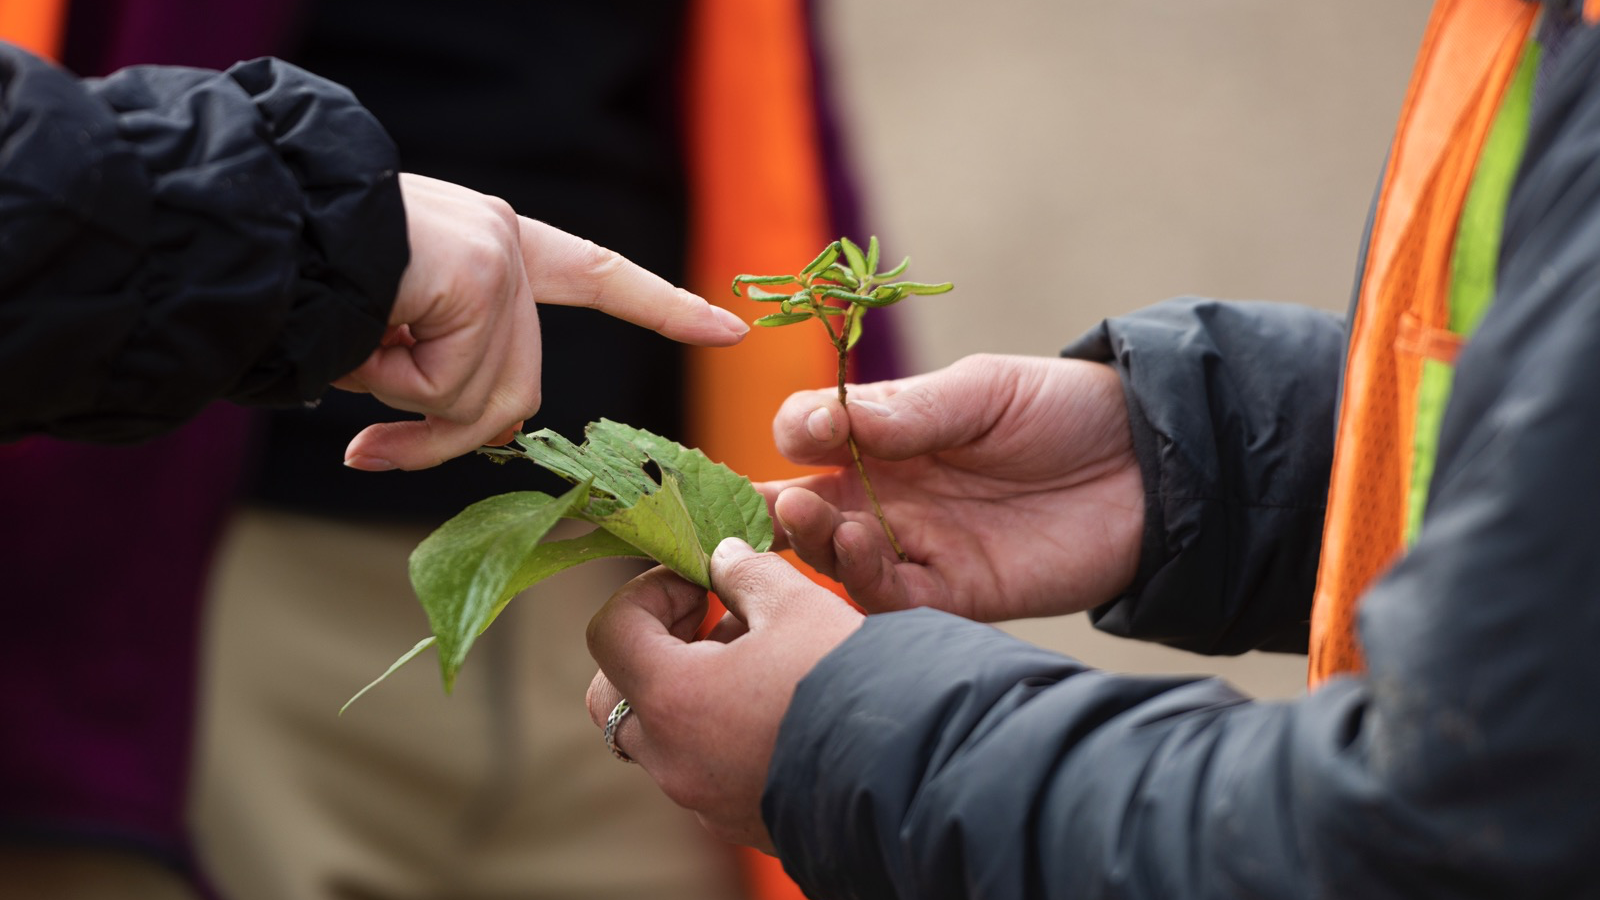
<box><xmin>1307</xmin><ymin>0</ymin><xmax>1599</xmax><ymax>685</ymax></box>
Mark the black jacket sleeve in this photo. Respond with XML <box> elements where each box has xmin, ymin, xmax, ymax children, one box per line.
<box><xmin>1062</xmin><ymin>298</ymin><xmax>1345</xmax><ymax>655</ymax></box>
<box><xmin>763</xmin><ymin>24</ymin><xmax>1600</xmax><ymax>900</ymax></box>
<box><xmin>0</xmin><ymin>44</ymin><xmax>407</xmax><ymax>442</ymax></box>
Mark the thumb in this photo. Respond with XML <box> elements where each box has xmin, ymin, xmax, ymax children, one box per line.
<box><xmin>709</xmin><ymin>538</ymin><xmax>836</xmax><ymax>628</ymax></box>
<box><xmin>774</xmin><ymin>359</ymin><xmax>1010</xmax><ymax>465</ymax></box>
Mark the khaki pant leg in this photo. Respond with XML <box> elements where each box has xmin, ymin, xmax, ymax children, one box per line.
<box><xmin>191</xmin><ymin>509</ymin><xmax>742</xmax><ymax>900</ymax></box>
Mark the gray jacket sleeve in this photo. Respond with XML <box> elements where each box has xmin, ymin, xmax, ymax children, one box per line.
<box><xmin>0</xmin><ymin>45</ymin><xmax>407</xmax><ymax>443</ymax></box>
<box><xmin>1063</xmin><ymin>298</ymin><xmax>1344</xmax><ymax>655</ymax></box>
<box><xmin>763</xmin><ymin>23</ymin><xmax>1600</xmax><ymax>900</ymax></box>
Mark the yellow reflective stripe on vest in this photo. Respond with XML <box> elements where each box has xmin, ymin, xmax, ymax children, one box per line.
<box><xmin>1308</xmin><ymin>0</ymin><xmax>1538</xmax><ymax>686</ymax></box>
<box><xmin>1405</xmin><ymin>34</ymin><xmax>1540</xmax><ymax>546</ymax></box>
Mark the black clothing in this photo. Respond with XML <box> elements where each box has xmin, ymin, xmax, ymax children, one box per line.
<box><xmin>0</xmin><ymin>44</ymin><xmax>405</xmax><ymax>443</ymax></box>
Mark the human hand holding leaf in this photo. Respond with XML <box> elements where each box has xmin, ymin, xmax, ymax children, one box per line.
<box><xmin>345</xmin><ymin>420</ymin><xmax>771</xmax><ymax>709</ymax></box>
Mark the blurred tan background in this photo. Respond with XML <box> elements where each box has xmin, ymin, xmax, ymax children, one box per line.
<box><xmin>818</xmin><ymin>0</ymin><xmax>1434</xmax><ymax>698</ymax></box>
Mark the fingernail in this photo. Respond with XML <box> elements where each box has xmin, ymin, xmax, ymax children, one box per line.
<box><xmin>344</xmin><ymin>455</ymin><xmax>396</xmax><ymax>472</ymax></box>
<box><xmin>806</xmin><ymin>407</ymin><xmax>834</xmax><ymax>441</ymax></box>
<box><xmin>849</xmin><ymin>399</ymin><xmax>892</xmax><ymax>417</ymax></box>
<box><xmin>713</xmin><ymin>306</ymin><xmax>750</xmax><ymax>336</ymax></box>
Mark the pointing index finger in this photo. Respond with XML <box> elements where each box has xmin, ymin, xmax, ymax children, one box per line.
<box><xmin>519</xmin><ymin>217</ymin><xmax>749</xmax><ymax>346</ymax></box>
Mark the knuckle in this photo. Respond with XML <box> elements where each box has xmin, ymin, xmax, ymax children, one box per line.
<box><xmin>716</xmin><ymin>551</ymin><xmax>762</xmax><ymax>592</ymax></box>
<box><xmin>892</xmin><ymin>387</ymin><xmax>939</xmax><ymax>431</ymax></box>
<box><xmin>583</xmin><ymin>675</ymin><xmax>610</xmax><ymax>726</ymax></box>
<box><xmin>572</xmin><ymin>240</ymin><xmax>626</xmax><ymax>308</ymax></box>
<box><xmin>723</xmin><ymin>550</ymin><xmax>790</xmax><ymax>599</ymax></box>
<box><xmin>452</xmin><ymin>203</ymin><xmax>521</xmax><ymax>299</ymax></box>
<box><xmin>452</xmin><ymin>242</ymin><xmax>515</xmax><ymax>304</ymax></box>
<box><xmin>947</xmin><ymin>353</ymin><xmax>1009</xmax><ymax>396</ymax></box>
<box><xmin>479</xmin><ymin>192</ymin><xmax>518</xmax><ymax>231</ymax></box>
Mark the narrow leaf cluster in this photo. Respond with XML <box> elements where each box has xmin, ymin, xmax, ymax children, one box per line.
<box><xmin>732</xmin><ymin>236</ymin><xmax>952</xmax><ymax>352</ymax></box>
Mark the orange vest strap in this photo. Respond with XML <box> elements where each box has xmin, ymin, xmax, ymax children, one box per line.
<box><xmin>1307</xmin><ymin>0</ymin><xmax>1537</xmax><ymax>685</ymax></box>
<box><xmin>0</xmin><ymin>0</ymin><xmax>68</xmax><ymax>61</ymax></box>
<box><xmin>1587</xmin><ymin>0</ymin><xmax>1600</xmax><ymax>25</ymax></box>
<box><xmin>682</xmin><ymin>2</ymin><xmax>844</xmax><ymax>897</ymax></box>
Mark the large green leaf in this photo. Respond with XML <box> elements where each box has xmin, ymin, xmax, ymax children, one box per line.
<box><xmin>409</xmin><ymin>483</ymin><xmax>595</xmax><ymax>690</ymax></box>
<box><xmin>583</xmin><ymin>469</ymin><xmax>710</xmax><ymax>586</ymax></box>
<box><xmin>350</xmin><ymin>421</ymin><xmax>774</xmax><ymax>706</ymax></box>
<box><xmin>516</xmin><ymin>419</ymin><xmax>773</xmax><ymax>557</ymax></box>
<box><xmin>351</xmin><ymin>525</ymin><xmax>649</xmax><ymax>708</ymax></box>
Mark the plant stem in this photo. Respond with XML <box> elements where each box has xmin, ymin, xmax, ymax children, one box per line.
<box><xmin>821</xmin><ymin>306</ymin><xmax>908</xmax><ymax>562</ymax></box>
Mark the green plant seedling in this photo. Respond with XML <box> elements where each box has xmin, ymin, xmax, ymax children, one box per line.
<box><xmin>732</xmin><ymin>236</ymin><xmax>952</xmax><ymax>561</ymax></box>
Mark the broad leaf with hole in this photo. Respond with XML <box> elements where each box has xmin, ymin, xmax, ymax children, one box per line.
<box><xmin>347</xmin><ymin>421</ymin><xmax>773</xmax><ymax>706</ymax></box>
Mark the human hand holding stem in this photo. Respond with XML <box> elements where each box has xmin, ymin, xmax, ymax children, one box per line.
<box><xmin>733</xmin><ymin>237</ymin><xmax>952</xmax><ymax>561</ymax></box>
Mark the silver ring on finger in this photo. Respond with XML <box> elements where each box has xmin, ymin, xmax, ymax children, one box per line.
<box><xmin>604</xmin><ymin>698</ymin><xmax>637</xmax><ymax>763</ymax></box>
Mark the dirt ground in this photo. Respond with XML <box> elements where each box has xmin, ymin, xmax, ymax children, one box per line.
<box><xmin>819</xmin><ymin>1</ymin><xmax>1433</xmax><ymax>698</ymax></box>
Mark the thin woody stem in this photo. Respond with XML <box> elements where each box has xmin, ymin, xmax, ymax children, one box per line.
<box><xmin>846</xmin><ymin>431</ymin><xmax>907</xmax><ymax>561</ymax></box>
<box><xmin>823</xmin><ymin>304</ymin><xmax>908</xmax><ymax>562</ymax></box>
<box><xmin>807</xmin><ymin>280</ymin><xmax>907</xmax><ymax>561</ymax></box>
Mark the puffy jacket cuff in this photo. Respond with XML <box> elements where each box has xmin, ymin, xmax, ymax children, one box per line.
<box><xmin>1063</xmin><ymin>298</ymin><xmax>1344</xmax><ymax>655</ymax></box>
<box><xmin>219</xmin><ymin>57</ymin><xmax>407</xmax><ymax>406</ymax></box>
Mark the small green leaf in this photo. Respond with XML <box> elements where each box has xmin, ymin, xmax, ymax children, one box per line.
<box><xmin>853</xmin><ymin>297</ymin><xmax>898</xmax><ymax>309</ymax></box>
<box><xmin>745</xmin><ymin>286</ymin><xmax>795</xmax><ymax>301</ymax></box>
<box><xmin>815</xmin><ymin>304</ymin><xmax>847</xmax><ymax>316</ymax></box>
<box><xmin>756</xmin><ymin>310</ymin><xmax>815</xmax><ymax>326</ymax></box>
<box><xmin>840</xmin><ymin>237</ymin><xmax>868</xmax><ymax>279</ymax></box>
<box><xmin>865</xmin><ymin>236</ymin><xmax>881</xmax><ymax>276</ymax></box>
<box><xmin>850</xmin><ymin>285</ymin><xmax>906</xmax><ymax>308</ymax></box>
<box><xmin>818</xmin><ymin>287</ymin><xmax>875</xmax><ymax>306</ymax></box>
<box><xmin>885</xmin><ymin>280</ymin><xmax>955</xmax><ymax>296</ymax></box>
<box><xmin>799</xmin><ymin>241</ymin><xmax>842</xmax><ymax>276</ymax></box>
<box><xmin>875</xmin><ymin>256</ymin><xmax>910</xmax><ymax>279</ymax></box>
<box><xmin>846</xmin><ymin>307</ymin><xmax>866</xmax><ymax>350</ymax></box>
<box><xmin>731</xmin><ymin>273</ymin><xmax>799</xmax><ymax>296</ymax></box>
<box><xmin>815</xmin><ymin>264</ymin><xmax>860</xmax><ymax>289</ymax></box>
